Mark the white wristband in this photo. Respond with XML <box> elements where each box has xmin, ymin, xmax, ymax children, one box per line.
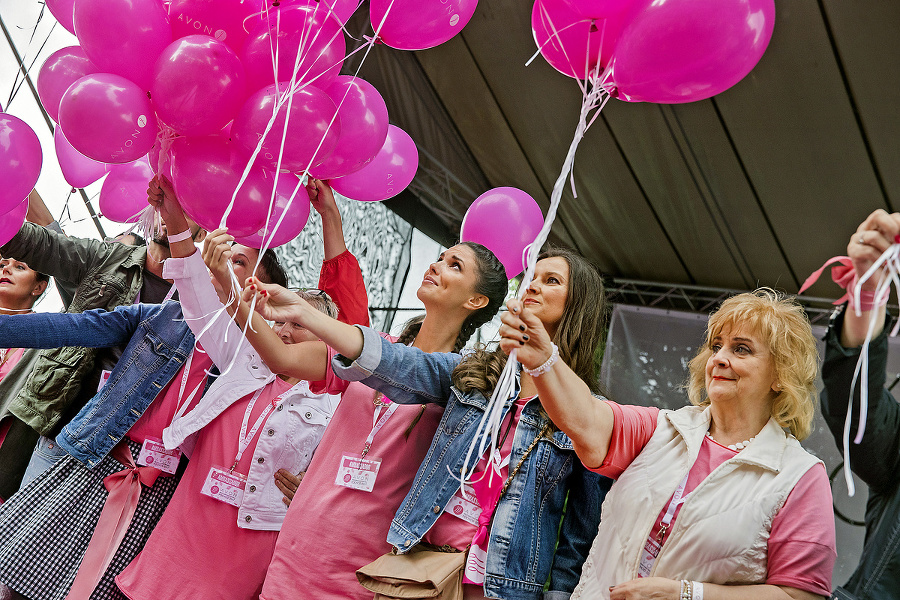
<box><xmin>692</xmin><ymin>581</ymin><xmax>704</xmax><ymax>600</ymax></box>
<box><xmin>167</xmin><ymin>229</ymin><xmax>193</xmax><ymax>243</ymax></box>
<box><xmin>523</xmin><ymin>343</ymin><xmax>559</xmax><ymax>377</ymax></box>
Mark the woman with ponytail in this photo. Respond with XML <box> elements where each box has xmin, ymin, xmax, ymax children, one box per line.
<box><xmin>242</xmin><ymin>248</ymin><xmax>613</xmax><ymax>600</ymax></box>
<box><xmin>200</xmin><ymin>231</ymin><xmax>508</xmax><ymax>600</ymax></box>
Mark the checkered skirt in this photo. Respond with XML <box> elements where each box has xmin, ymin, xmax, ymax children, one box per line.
<box><xmin>0</xmin><ymin>439</ymin><xmax>181</xmax><ymax>600</ymax></box>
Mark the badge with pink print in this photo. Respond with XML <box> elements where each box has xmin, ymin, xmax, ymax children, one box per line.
<box><xmin>201</xmin><ymin>465</ymin><xmax>247</xmax><ymax>507</ymax></box>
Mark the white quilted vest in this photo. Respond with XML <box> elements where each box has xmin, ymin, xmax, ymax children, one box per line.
<box><xmin>572</xmin><ymin>406</ymin><xmax>821</xmax><ymax>599</ymax></box>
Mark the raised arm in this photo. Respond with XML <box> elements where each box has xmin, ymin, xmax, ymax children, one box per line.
<box><xmin>499</xmin><ymin>299</ymin><xmax>614</xmax><ymax>469</ymax></box>
<box><xmin>0</xmin><ymin>304</ymin><xmax>153</xmax><ymax>349</ymax></box>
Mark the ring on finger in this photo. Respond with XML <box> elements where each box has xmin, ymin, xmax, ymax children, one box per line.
<box><xmin>858</xmin><ymin>234</ymin><xmax>866</xmax><ymax>245</ymax></box>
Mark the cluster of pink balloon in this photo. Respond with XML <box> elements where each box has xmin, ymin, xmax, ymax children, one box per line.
<box><xmin>34</xmin><ymin>0</ymin><xmax>478</xmax><ymax>246</ymax></box>
<box><xmin>0</xmin><ymin>114</ymin><xmax>41</xmax><ymax>245</ymax></box>
<box><xmin>533</xmin><ymin>0</ymin><xmax>776</xmax><ymax>103</ymax></box>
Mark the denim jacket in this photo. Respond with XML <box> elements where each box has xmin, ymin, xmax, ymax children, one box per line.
<box><xmin>333</xmin><ymin>327</ymin><xmax>611</xmax><ymax>600</ymax></box>
<box><xmin>821</xmin><ymin>307</ymin><xmax>900</xmax><ymax>600</ymax></box>
<box><xmin>0</xmin><ymin>302</ymin><xmax>193</xmax><ymax>467</ymax></box>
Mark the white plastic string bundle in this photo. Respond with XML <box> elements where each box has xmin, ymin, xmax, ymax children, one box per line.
<box><xmin>842</xmin><ymin>242</ymin><xmax>900</xmax><ymax>496</ymax></box>
<box><xmin>454</xmin><ymin>43</ymin><xmax>614</xmax><ymax>492</ymax></box>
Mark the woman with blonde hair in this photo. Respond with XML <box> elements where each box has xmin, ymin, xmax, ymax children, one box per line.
<box><xmin>499</xmin><ymin>288</ymin><xmax>836</xmax><ymax>600</ymax></box>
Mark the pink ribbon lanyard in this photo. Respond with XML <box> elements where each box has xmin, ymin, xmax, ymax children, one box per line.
<box><xmin>360</xmin><ymin>400</ymin><xmax>399</xmax><ymax>459</ymax></box>
<box><xmin>65</xmin><ymin>444</ymin><xmax>162</xmax><ymax>600</ymax></box>
<box><xmin>231</xmin><ymin>387</ymin><xmax>280</xmax><ymax>472</ymax></box>
<box><xmin>172</xmin><ymin>351</ymin><xmax>204</xmax><ymax>422</ymax></box>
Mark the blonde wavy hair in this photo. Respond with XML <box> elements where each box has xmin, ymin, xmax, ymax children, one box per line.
<box><xmin>686</xmin><ymin>288</ymin><xmax>818</xmax><ymax>440</ymax></box>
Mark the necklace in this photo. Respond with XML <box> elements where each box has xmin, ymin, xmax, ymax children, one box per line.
<box><xmin>706</xmin><ymin>432</ymin><xmax>754</xmax><ymax>451</ymax></box>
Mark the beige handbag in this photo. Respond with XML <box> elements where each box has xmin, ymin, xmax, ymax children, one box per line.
<box><xmin>356</xmin><ymin>543</ymin><xmax>466</xmax><ymax>600</ymax></box>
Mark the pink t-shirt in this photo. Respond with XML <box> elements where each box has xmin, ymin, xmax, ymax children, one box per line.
<box><xmin>592</xmin><ymin>402</ymin><xmax>835</xmax><ymax>596</ymax></box>
<box><xmin>116</xmin><ymin>376</ymin><xmax>293</xmax><ymax>600</ymax></box>
<box><xmin>259</xmin><ymin>342</ymin><xmax>445</xmax><ymax>600</ymax></box>
<box><xmin>0</xmin><ymin>348</ymin><xmax>24</xmax><ymax>382</ymax></box>
<box><xmin>125</xmin><ymin>348</ymin><xmax>213</xmax><ymax>445</ymax></box>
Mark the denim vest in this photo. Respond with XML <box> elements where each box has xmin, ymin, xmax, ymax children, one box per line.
<box><xmin>332</xmin><ymin>327</ymin><xmax>611</xmax><ymax>600</ymax></box>
<box><xmin>822</xmin><ymin>309</ymin><xmax>900</xmax><ymax>600</ymax></box>
<box><xmin>0</xmin><ymin>302</ymin><xmax>194</xmax><ymax>467</ymax></box>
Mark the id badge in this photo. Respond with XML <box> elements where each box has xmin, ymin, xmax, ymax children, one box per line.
<box><xmin>445</xmin><ymin>488</ymin><xmax>481</xmax><ymax>526</ymax></box>
<box><xmin>334</xmin><ymin>453</ymin><xmax>382</xmax><ymax>492</ymax></box>
<box><xmin>200</xmin><ymin>465</ymin><xmax>247</xmax><ymax>507</ymax></box>
<box><xmin>137</xmin><ymin>436</ymin><xmax>181</xmax><ymax>474</ymax></box>
<box><xmin>97</xmin><ymin>370</ymin><xmax>112</xmax><ymax>392</ymax></box>
<box><xmin>638</xmin><ymin>536</ymin><xmax>661</xmax><ymax>578</ymax></box>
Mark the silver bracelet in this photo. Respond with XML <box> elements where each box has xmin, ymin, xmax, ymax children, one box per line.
<box><xmin>167</xmin><ymin>229</ymin><xmax>193</xmax><ymax>243</ymax></box>
<box><xmin>522</xmin><ymin>343</ymin><xmax>559</xmax><ymax>377</ymax></box>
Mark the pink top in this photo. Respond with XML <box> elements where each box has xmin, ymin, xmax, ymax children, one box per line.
<box><xmin>0</xmin><ymin>347</ymin><xmax>24</xmax><ymax>382</ymax></box>
<box><xmin>116</xmin><ymin>377</ymin><xmax>293</xmax><ymax>600</ymax></box>
<box><xmin>125</xmin><ymin>348</ymin><xmax>213</xmax><ymax>445</ymax></box>
<box><xmin>259</xmin><ymin>342</ymin><xmax>445</xmax><ymax>600</ymax></box>
<box><xmin>592</xmin><ymin>402</ymin><xmax>835</xmax><ymax>596</ymax></box>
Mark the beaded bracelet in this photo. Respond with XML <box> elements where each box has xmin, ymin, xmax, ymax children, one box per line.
<box><xmin>523</xmin><ymin>343</ymin><xmax>559</xmax><ymax>377</ymax></box>
<box><xmin>680</xmin><ymin>580</ymin><xmax>693</xmax><ymax>600</ymax></box>
<box><xmin>167</xmin><ymin>229</ymin><xmax>193</xmax><ymax>243</ymax></box>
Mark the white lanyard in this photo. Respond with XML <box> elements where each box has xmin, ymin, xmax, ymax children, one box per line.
<box><xmin>231</xmin><ymin>386</ymin><xmax>280</xmax><ymax>471</ymax></box>
<box><xmin>361</xmin><ymin>394</ymin><xmax>399</xmax><ymax>458</ymax></box>
<box><xmin>172</xmin><ymin>351</ymin><xmax>206</xmax><ymax>422</ymax></box>
<box><xmin>656</xmin><ymin>473</ymin><xmax>690</xmax><ymax>542</ymax></box>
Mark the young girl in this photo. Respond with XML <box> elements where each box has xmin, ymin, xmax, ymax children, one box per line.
<box><xmin>200</xmin><ymin>227</ymin><xmax>508</xmax><ymax>600</ymax></box>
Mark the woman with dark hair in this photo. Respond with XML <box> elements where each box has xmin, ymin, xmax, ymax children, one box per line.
<box><xmin>201</xmin><ymin>230</ymin><xmax>509</xmax><ymax>600</ymax></box>
<box><xmin>0</xmin><ymin>256</ymin><xmax>48</xmax><ymax>381</ymax></box>
<box><xmin>241</xmin><ymin>247</ymin><xmax>612</xmax><ymax>600</ymax></box>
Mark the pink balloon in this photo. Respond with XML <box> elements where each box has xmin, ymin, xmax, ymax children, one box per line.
<box><xmin>73</xmin><ymin>0</ymin><xmax>172</xmax><ymax>91</ymax></box>
<box><xmin>369</xmin><ymin>0</ymin><xmax>478</xmax><ymax>51</ymax></box>
<box><xmin>241</xmin><ymin>4</ymin><xmax>346</xmax><ymax>93</ymax></box>
<box><xmin>152</xmin><ymin>36</ymin><xmax>246</xmax><ymax>136</ymax></box>
<box><xmin>168</xmin><ymin>0</ymin><xmax>255</xmax><ymax>52</ymax></box>
<box><xmin>330</xmin><ymin>125</ymin><xmax>417</xmax><ymax>202</ymax></box>
<box><xmin>253</xmin><ymin>0</ymin><xmax>361</xmax><ymax>27</ymax></box>
<box><xmin>460</xmin><ymin>187</ymin><xmax>544</xmax><ymax>278</ymax></box>
<box><xmin>0</xmin><ymin>198</ymin><xmax>29</xmax><ymax>248</ymax></box>
<box><xmin>610</xmin><ymin>0</ymin><xmax>776</xmax><ymax>103</ymax></box>
<box><xmin>58</xmin><ymin>73</ymin><xmax>159</xmax><ymax>163</ymax></box>
<box><xmin>234</xmin><ymin>173</ymin><xmax>311</xmax><ymax>248</ymax></box>
<box><xmin>46</xmin><ymin>0</ymin><xmax>77</xmax><ymax>35</ymax></box>
<box><xmin>37</xmin><ymin>46</ymin><xmax>99</xmax><ymax>123</ymax></box>
<box><xmin>0</xmin><ymin>114</ymin><xmax>42</xmax><ymax>215</ymax></box>
<box><xmin>99</xmin><ymin>158</ymin><xmax>155</xmax><ymax>223</ymax></box>
<box><xmin>559</xmin><ymin>0</ymin><xmax>635</xmax><ymax>19</ymax></box>
<box><xmin>169</xmin><ymin>136</ymin><xmax>275</xmax><ymax>237</ymax></box>
<box><xmin>310</xmin><ymin>76</ymin><xmax>388</xmax><ymax>180</ymax></box>
<box><xmin>54</xmin><ymin>127</ymin><xmax>108</xmax><ymax>189</ymax></box>
<box><xmin>231</xmin><ymin>83</ymin><xmax>340</xmax><ymax>173</ymax></box>
<box><xmin>532</xmin><ymin>0</ymin><xmax>627</xmax><ymax>80</ymax></box>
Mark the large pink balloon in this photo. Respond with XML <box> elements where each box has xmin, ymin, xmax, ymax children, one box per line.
<box><xmin>46</xmin><ymin>0</ymin><xmax>77</xmax><ymax>35</ymax></box>
<box><xmin>460</xmin><ymin>187</ymin><xmax>544</xmax><ymax>278</ymax></box>
<box><xmin>310</xmin><ymin>76</ymin><xmax>388</xmax><ymax>180</ymax></box>
<box><xmin>369</xmin><ymin>0</ymin><xmax>478</xmax><ymax>51</ymax></box>
<box><xmin>0</xmin><ymin>198</ymin><xmax>29</xmax><ymax>248</ymax></box>
<box><xmin>532</xmin><ymin>0</ymin><xmax>627</xmax><ymax>80</ymax></box>
<box><xmin>234</xmin><ymin>174</ymin><xmax>311</xmax><ymax>248</ymax></box>
<box><xmin>0</xmin><ymin>115</ymin><xmax>42</xmax><ymax>215</ymax></box>
<box><xmin>610</xmin><ymin>0</ymin><xmax>776</xmax><ymax>103</ymax></box>
<box><xmin>58</xmin><ymin>73</ymin><xmax>159</xmax><ymax>163</ymax></box>
<box><xmin>559</xmin><ymin>0</ymin><xmax>634</xmax><ymax>19</ymax></box>
<box><xmin>232</xmin><ymin>83</ymin><xmax>340</xmax><ymax>173</ymax></box>
<box><xmin>152</xmin><ymin>36</ymin><xmax>246</xmax><ymax>136</ymax></box>
<box><xmin>54</xmin><ymin>127</ymin><xmax>108</xmax><ymax>189</ymax></box>
<box><xmin>73</xmin><ymin>0</ymin><xmax>172</xmax><ymax>91</ymax></box>
<box><xmin>99</xmin><ymin>158</ymin><xmax>155</xmax><ymax>223</ymax></box>
<box><xmin>169</xmin><ymin>136</ymin><xmax>275</xmax><ymax>237</ymax></box>
<box><xmin>168</xmin><ymin>0</ymin><xmax>256</xmax><ymax>52</ymax></box>
<box><xmin>241</xmin><ymin>4</ymin><xmax>346</xmax><ymax>93</ymax></box>
<box><xmin>36</xmin><ymin>46</ymin><xmax>99</xmax><ymax>123</ymax></box>
<box><xmin>330</xmin><ymin>125</ymin><xmax>417</xmax><ymax>202</ymax></box>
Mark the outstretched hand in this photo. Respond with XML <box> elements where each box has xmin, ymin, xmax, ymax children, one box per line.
<box><xmin>241</xmin><ymin>277</ymin><xmax>314</xmax><ymax>325</ymax></box>
<box><xmin>849</xmin><ymin>209</ymin><xmax>900</xmax><ymax>290</ymax></box>
<box><xmin>201</xmin><ymin>229</ymin><xmax>237</xmax><ymax>296</ymax></box>
<box><xmin>499</xmin><ymin>299</ymin><xmax>555</xmax><ymax>371</ymax></box>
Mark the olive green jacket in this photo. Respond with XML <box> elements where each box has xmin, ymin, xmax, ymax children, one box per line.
<box><xmin>0</xmin><ymin>222</ymin><xmax>146</xmax><ymax>436</ymax></box>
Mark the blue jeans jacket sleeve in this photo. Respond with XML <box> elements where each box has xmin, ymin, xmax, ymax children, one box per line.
<box><xmin>0</xmin><ymin>304</ymin><xmax>151</xmax><ymax>349</ymax></box>
<box><xmin>330</xmin><ymin>325</ymin><xmax>461</xmax><ymax>405</ymax></box>
<box><xmin>546</xmin><ymin>464</ymin><xmax>612</xmax><ymax>596</ymax></box>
